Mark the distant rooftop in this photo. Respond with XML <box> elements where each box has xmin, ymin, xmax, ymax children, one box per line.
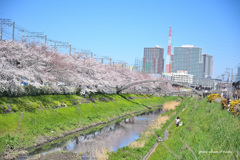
<box><xmin>182</xmin><ymin>45</ymin><xmax>194</xmax><ymax>47</ymax></box>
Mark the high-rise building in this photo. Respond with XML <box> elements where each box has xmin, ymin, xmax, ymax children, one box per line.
<box><xmin>203</xmin><ymin>54</ymin><xmax>213</xmax><ymax>78</ymax></box>
<box><xmin>172</xmin><ymin>45</ymin><xmax>204</xmax><ymax>82</ymax></box>
<box><xmin>235</xmin><ymin>64</ymin><xmax>240</xmax><ymax>82</ymax></box>
<box><xmin>143</xmin><ymin>46</ymin><xmax>164</xmax><ymax>74</ymax></box>
<box><xmin>133</xmin><ymin>58</ymin><xmax>143</xmax><ymax>72</ymax></box>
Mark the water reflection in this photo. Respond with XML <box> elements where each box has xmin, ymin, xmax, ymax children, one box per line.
<box><xmin>30</xmin><ymin>108</ymin><xmax>163</xmax><ymax>157</ymax></box>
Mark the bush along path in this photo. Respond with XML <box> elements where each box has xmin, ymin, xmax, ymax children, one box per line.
<box><xmin>148</xmin><ymin>98</ymin><xmax>240</xmax><ymax>160</ymax></box>
<box><xmin>107</xmin><ymin>97</ymin><xmax>192</xmax><ymax>160</ymax></box>
<box><xmin>0</xmin><ymin>94</ymin><xmax>178</xmax><ymax>159</ymax></box>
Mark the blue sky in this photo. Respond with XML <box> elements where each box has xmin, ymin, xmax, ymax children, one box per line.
<box><xmin>1</xmin><ymin>0</ymin><xmax>240</xmax><ymax>78</ymax></box>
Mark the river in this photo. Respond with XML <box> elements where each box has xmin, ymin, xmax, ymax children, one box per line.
<box><xmin>21</xmin><ymin>107</ymin><xmax>164</xmax><ymax>159</ymax></box>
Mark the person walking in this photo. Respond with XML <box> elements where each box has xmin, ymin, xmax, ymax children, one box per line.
<box><xmin>236</xmin><ymin>89</ymin><xmax>239</xmax><ymax>100</ymax></box>
<box><xmin>223</xmin><ymin>92</ymin><xmax>227</xmax><ymax>99</ymax></box>
<box><xmin>82</xmin><ymin>90</ymin><xmax>85</xmax><ymax>98</ymax></box>
<box><xmin>175</xmin><ymin>116</ymin><xmax>180</xmax><ymax>127</ymax></box>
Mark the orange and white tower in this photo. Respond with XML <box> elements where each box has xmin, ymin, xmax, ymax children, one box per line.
<box><xmin>165</xmin><ymin>27</ymin><xmax>172</xmax><ymax>73</ymax></box>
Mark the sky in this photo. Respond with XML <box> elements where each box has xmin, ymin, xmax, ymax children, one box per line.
<box><xmin>1</xmin><ymin>0</ymin><xmax>240</xmax><ymax>78</ymax></box>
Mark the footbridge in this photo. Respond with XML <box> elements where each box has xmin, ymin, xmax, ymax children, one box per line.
<box><xmin>116</xmin><ymin>79</ymin><xmax>202</xmax><ymax>96</ymax></box>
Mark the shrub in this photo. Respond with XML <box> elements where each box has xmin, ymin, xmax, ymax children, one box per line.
<box><xmin>24</xmin><ymin>85</ymin><xmax>40</xmax><ymax>96</ymax></box>
<box><xmin>3</xmin><ymin>105</ymin><xmax>8</xmax><ymax>110</ymax></box>
<box><xmin>76</xmin><ymin>87</ymin><xmax>82</xmax><ymax>95</ymax></box>
<box><xmin>62</xmin><ymin>101</ymin><xmax>72</xmax><ymax>107</ymax></box>
<box><xmin>207</xmin><ymin>94</ymin><xmax>221</xmax><ymax>102</ymax></box>
<box><xmin>0</xmin><ymin>106</ymin><xmax>4</xmax><ymax>114</ymax></box>
<box><xmin>4</xmin><ymin>134</ymin><xmax>20</xmax><ymax>150</ymax></box>
<box><xmin>25</xmin><ymin>102</ymin><xmax>39</xmax><ymax>112</ymax></box>
<box><xmin>51</xmin><ymin>101</ymin><xmax>61</xmax><ymax>108</ymax></box>
<box><xmin>229</xmin><ymin>100</ymin><xmax>240</xmax><ymax>116</ymax></box>
<box><xmin>0</xmin><ymin>101</ymin><xmax>5</xmax><ymax>105</ymax></box>
<box><xmin>11</xmin><ymin>104</ymin><xmax>19</xmax><ymax>112</ymax></box>
<box><xmin>35</xmin><ymin>101</ymin><xmax>45</xmax><ymax>109</ymax></box>
<box><xmin>221</xmin><ymin>99</ymin><xmax>228</xmax><ymax>109</ymax></box>
<box><xmin>40</xmin><ymin>86</ymin><xmax>52</xmax><ymax>95</ymax></box>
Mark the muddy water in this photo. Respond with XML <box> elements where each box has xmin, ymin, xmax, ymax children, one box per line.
<box><xmin>28</xmin><ymin>108</ymin><xmax>164</xmax><ymax>158</ymax></box>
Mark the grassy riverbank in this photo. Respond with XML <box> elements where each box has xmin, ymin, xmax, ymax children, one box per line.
<box><xmin>149</xmin><ymin>99</ymin><xmax>240</xmax><ymax>160</ymax></box>
<box><xmin>0</xmin><ymin>94</ymin><xmax>178</xmax><ymax>156</ymax></box>
<box><xmin>107</xmin><ymin>97</ymin><xmax>192</xmax><ymax>159</ymax></box>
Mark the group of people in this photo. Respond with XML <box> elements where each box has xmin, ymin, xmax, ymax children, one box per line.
<box><xmin>221</xmin><ymin>90</ymin><xmax>239</xmax><ymax>102</ymax></box>
<box><xmin>234</xmin><ymin>89</ymin><xmax>239</xmax><ymax>100</ymax></box>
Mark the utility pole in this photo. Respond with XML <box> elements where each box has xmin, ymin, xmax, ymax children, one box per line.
<box><xmin>101</xmin><ymin>58</ymin><xmax>103</xmax><ymax>64</ymax></box>
<box><xmin>0</xmin><ymin>21</ymin><xmax>2</xmax><ymax>40</ymax></box>
<box><xmin>227</xmin><ymin>68</ymin><xmax>234</xmax><ymax>99</ymax></box>
<box><xmin>22</xmin><ymin>29</ymin><xmax>24</xmax><ymax>43</ymax></box>
<box><xmin>28</xmin><ymin>34</ymin><xmax>30</xmax><ymax>45</ymax></box>
<box><xmin>69</xmin><ymin>44</ymin><xmax>71</xmax><ymax>54</ymax></box>
<box><xmin>221</xmin><ymin>74</ymin><xmax>225</xmax><ymax>82</ymax></box>
<box><xmin>45</xmin><ymin>35</ymin><xmax>47</xmax><ymax>44</ymax></box>
<box><xmin>54</xmin><ymin>42</ymin><xmax>56</xmax><ymax>51</ymax></box>
<box><xmin>110</xmin><ymin>58</ymin><xmax>112</xmax><ymax>65</ymax></box>
<box><xmin>231</xmin><ymin>68</ymin><xmax>233</xmax><ymax>99</ymax></box>
<box><xmin>12</xmin><ymin>22</ymin><xmax>15</xmax><ymax>41</ymax></box>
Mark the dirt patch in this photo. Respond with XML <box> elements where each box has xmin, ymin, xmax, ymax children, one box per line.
<box><xmin>150</xmin><ymin>115</ymin><xmax>170</xmax><ymax>130</ymax></box>
<box><xmin>129</xmin><ymin>140</ymin><xmax>146</xmax><ymax>148</ymax></box>
<box><xmin>94</xmin><ymin>147</ymin><xmax>109</xmax><ymax>160</ymax></box>
<box><xmin>163</xmin><ymin>101</ymin><xmax>180</xmax><ymax>111</ymax></box>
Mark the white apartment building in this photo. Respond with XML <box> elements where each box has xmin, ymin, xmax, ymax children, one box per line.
<box><xmin>163</xmin><ymin>70</ymin><xmax>193</xmax><ymax>84</ymax></box>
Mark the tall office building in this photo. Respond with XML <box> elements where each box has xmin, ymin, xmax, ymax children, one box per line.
<box><xmin>203</xmin><ymin>54</ymin><xmax>213</xmax><ymax>78</ymax></box>
<box><xmin>133</xmin><ymin>58</ymin><xmax>143</xmax><ymax>72</ymax></box>
<box><xmin>235</xmin><ymin>64</ymin><xmax>240</xmax><ymax>82</ymax></box>
<box><xmin>172</xmin><ymin>45</ymin><xmax>204</xmax><ymax>82</ymax></box>
<box><xmin>143</xmin><ymin>46</ymin><xmax>164</xmax><ymax>74</ymax></box>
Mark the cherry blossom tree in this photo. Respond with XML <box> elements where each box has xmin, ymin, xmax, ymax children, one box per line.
<box><xmin>0</xmin><ymin>40</ymin><xmax>170</xmax><ymax>96</ymax></box>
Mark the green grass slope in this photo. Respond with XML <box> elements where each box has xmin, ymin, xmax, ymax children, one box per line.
<box><xmin>149</xmin><ymin>99</ymin><xmax>240</xmax><ymax>160</ymax></box>
<box><xmin>0</xmin><ymin>94</ymin><xmax>178</xmax><ymax>155</ymax></box>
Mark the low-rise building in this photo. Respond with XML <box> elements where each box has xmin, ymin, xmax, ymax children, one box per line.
<box><xmin>163</xmin><ymin>70</ymin><xmax>193</xmax><ymax>84</ymax></box>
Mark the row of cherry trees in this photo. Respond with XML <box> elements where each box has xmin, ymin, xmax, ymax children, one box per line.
<box><xmin>0</xmin><ymin>41</ymin><xmax>170</xmax><ymax>96</ymax></box>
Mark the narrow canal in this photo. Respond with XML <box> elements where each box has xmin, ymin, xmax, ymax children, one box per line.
<box><xmin>24</xmin><ymin>107</ymin><xmax>164</xmax><ymax>159</ymax></box>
